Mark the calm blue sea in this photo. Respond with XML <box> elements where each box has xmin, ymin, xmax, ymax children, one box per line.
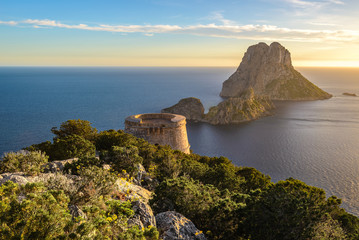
<box><xmin>1</xmin><ymin>66</ymin><xmax>359</xmax><ymax>215</ymax></box>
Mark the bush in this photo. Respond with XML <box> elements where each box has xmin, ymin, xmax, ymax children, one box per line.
<box><xmin>105</xmin><ymin>146</ymin><xmax>143</xmax><ymax>177</ymax></box>
<box><xmin>72</xmin><ymin>165</ymin><xmax>117</xmax><ymax>205</ymax></box>
<box><xmin>50</xmin><ymin>135</ymin><xmax>96</xmax><ymax>160</ymax></box>
<box><xmin>245</xmin><ymin>178</ymin><xmax>343</xmax><ymax>240</ymax></box>
<box><xmin>95</xmin><ymin>130</ymin><xmax>138</xmax><ymax>151</ymax></box>
<box><xmin>0</xmin><ymin>181</ymin><xmax>71</xmax><ymax>239</ymax></box>
<box><xmin>51</xmin><ymin>119</ymin><xmax>98</xmax><ymax>141</ymax></box>
<box><xmin>0</xmin><ymin>150</ymin><xmax>48</xmax><ymax>176</ymax></box>
<box><xmin>151</xmin><ymin>176</ymin><xmax>248</xmax><ymax>239</ymax></box>
<box><xmin>63</xmin><ymin>157</ymin><xmax>103</xmax><ymax>175</ymax></box>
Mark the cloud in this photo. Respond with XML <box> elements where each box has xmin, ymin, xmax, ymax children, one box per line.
<box><xmin>0</xmin><ymin>20</ymin><xmax>17</xmax><ymax>25</ymax></box>
<box><xmin>283</xmin><ymin>0</ymin><xmax>344</xmax><ymax>8</ymax></box>
<box><xmin>207</xmin><ymin>12</ymin><xmax>236</xmax><ymax>26</ymax></box>
<box><xmin>1</xmin><ymin>18</ymin><xmax>358</xmax><ymax>44</ymax></box>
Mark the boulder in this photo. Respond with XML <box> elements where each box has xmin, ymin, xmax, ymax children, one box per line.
<box><xmin>43</xmin><ymin>158</ymin><xmax>77</xmax><ymax>173</ymax></box>
<box><xmin>128</xmin><ymin>200</ymin><xmax>156</xmax><ymax>228</ymax></box>
<box><xmin>0</xmin><ymin>173</ymin><xmax>28</xmax><ymax>186</ymax></box>
<box><xmin>69</xmin><ymin>205</ymin><xmax>87</xmax><ymax>220</ymax></box>
<box><xmin>156</xmin><ymin>211</ymin><xmax>207</xmax><ymax>240</ymax></box>
<box><xmin>162</xmin><ymin>97</ymin><xmax>205</xmax><ymax>121</ymax></box>
<box><xmin>115</xmin><ymin>178</ymin><xmax>152</xmax><ymax>203</ymax></box>
<box><xmin>220</xmin><ymin>42</ymin><xmax>332</xmax><ymax>100</ymax></box>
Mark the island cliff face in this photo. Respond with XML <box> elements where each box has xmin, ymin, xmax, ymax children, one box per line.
<box><xmin>163</xmin><ymin>42</ymin><xmax>332</xmax><ymax>125</ymax></box>
<box><xmin>220</xmin><ymin>42</ymin><xmax>332</xmax><ymax>100</ymax></box>
<box><xmin>162</xmin><ymin>92</ymin><xmax>274</xmax><ymax>125</ymax></box>
<box><xmin>204</xmin><ymin>90</ymin><xmax>274</xmax><ymax>124</ymax></box>
<box><xmin>161</xmin><ymin>97</ymin><xmax>204</xmax><ymax>122</ymax></box>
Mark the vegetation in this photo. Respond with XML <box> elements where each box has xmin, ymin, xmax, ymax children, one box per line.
<box><xmin>0</xmin><ymin>119</ymin><xmax>358</xmax><ymax>239</ymax></box>
<box><xmin>0</xmin><ymin>150</ymin><xmax>48</xmax><ymax>176</ymax></box>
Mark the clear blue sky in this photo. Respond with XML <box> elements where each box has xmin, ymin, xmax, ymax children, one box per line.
<box><xmin>1</xmin><ymin>0</ymin><xmax>359</xmax><ymax>66</ymax></box>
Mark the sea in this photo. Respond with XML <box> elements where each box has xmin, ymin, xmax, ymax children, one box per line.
<box><xmin>1</xmin><ymin>66</ymin><xmax>359</xmax><ymax>216</ymax></box>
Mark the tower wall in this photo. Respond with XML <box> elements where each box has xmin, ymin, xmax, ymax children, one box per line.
<box><xmin>124</xmin><ymin>113</ymin><xmax>190</xmax><ymax>154</ymax></box>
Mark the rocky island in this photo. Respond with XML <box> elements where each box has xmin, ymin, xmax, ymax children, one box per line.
<box><xmin>220</xmin><ymin>42</ymin><xmax>332</xmax><ymax>100</ymax></box>
<box><xmin>343</xmin><ymin>92</ymin><xmax>357</xmax><ymax>97</ymax></box>
<box><xmin>163</xmin><ymin>42</ymin><xmax>332</xmax><ymax>124</ymax></box>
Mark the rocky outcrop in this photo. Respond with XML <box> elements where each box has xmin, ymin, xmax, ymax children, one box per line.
<box><xmin>115</xmin><ymin>178</ymin><xmax>153</xmax><ymax>202</ymax></box>
<box><xmin>162</xmin><ymin>97</ymin><xmax>205</xmax><ymax>121</ymax></box>
<box><xmin>128</xmin><ymin>200</ymin><xmax>156</xmax><ymax>229</ymax></box>
<box><xmin>204</xmin><ymin>89</ymin><xmax>274</xmax><ymax>125</ymax></box>
<box><xmin>43</xmin><ymin>158</ymin><xmax>77</xmax><ymax>173</ymax></box>
<box><xmin>162</xmin><ymin>89</ymin><xmax>274</xmax><ymax>125</ymax></box>
<box><xmin>343</xmin><ymin>93</ymin><xmax>357</xmax><ymax>97</ymax></box>
<box><xmin>0</xmin><ymin>173</ymin><xmax>29</xmax><ymax>185</ymax></box>
<box><xmin>220</xmin><ymin>42</ymin><xmax>332</xmax><ymax>100</ymax></box>
<box><xmin>156</xmin><ymin>211</ymin><xmax>207</xmax><ymax>240</ymax></box>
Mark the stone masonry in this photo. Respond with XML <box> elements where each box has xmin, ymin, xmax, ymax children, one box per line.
<box><xmin>125</xmin><ymin>113</ymin><xmax>190</xmax><ymax>154</ymax></box>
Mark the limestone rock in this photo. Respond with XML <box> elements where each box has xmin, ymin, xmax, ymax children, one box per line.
<box><xmin>0</xmin><ymin>173</ymin><xmax>29</xmax><ymax>186</ymax></box>
<box><xmin>43</xmin><ymin>158</ymin><xmax>77</xmax><ymax>173</ymax></box>
<box><xmin>156</xmin><ymin>211</ymin><xmax>207</xmax><ymax>240</ymax></box>
<box><xmin>204</xmin><ymin>89</ymin><xmax>274</xmax><ymax>125</ymax></box>
<box><xmin>115</xmin><ymin>178</ymin><xmax>152</xmax><ymax>202</ymax></box>
<box><xmin>128</xmin><ymin>200</ymin><xmax>156</xmax><ymax>228</ymax></box>
<box><xmin>69</xmin><ymin>205</ymin><xmax>87</xmax><ymax>220</ymax></box>
<box><xmin>162</xmin><ymin>97</ymin><xmax>205</xmax><ymax>121</ymax></box>
<box><xmin>343</xmin><ymin>92</ymin><xmax>357</xmax><ymax>97</ymax></box>
<box><xmin>220</xmin><ymin>42</ymin><xmax>332</xmax><ymax>100</ymax></box>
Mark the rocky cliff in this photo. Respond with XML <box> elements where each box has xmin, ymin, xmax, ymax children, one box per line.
<box><xmin>161</xmin><ymin>97</ymin><xmax>204</xmax><ymax>121</ymax></box>
<box><xmin>204</xmin><ymin>90</ymin><xmax>274</xmax><ymax>125</ymax></box>
<box><xmin>220</xmin><ymin>42</ymin><xmax>332</xmax><ymax>100</ymax></box>
<box><xmin>162</xmin><ymin>91</ymin><xmax>274</xmax><ymax>125</ymax></box>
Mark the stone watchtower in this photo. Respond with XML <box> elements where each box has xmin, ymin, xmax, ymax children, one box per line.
<box><xmin>124</xmin><ymin>113</ymin><xmax>190</xmax><ymax>154</ymax></box>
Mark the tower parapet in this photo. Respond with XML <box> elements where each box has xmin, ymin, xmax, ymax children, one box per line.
<box><xmin>125</xmin><ymin>113</ymin><xmax>190</xmax><ymax>154</ymax></box>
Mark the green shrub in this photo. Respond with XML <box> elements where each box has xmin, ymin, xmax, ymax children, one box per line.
<box><xmin>63</xmin><ymin>157</ymin><xmax>103</xmax><ymax>175</ymax></box>
<box><xmin>105</xmin><ymin>145</ymin><xmax>143</xmax><ymax>177</ymax></box>
<box><xmin>0</xmin><ymin>150</ymin><xmax>48</xmax><ymax>175</ymax></box>
<box><xmin>0</xmin><ymin>181</ymin><xmax>71</xmax><ymax>240</ymax></box>
<box><xmin>95</xmin><ymin>130</ymin><xmax>138</xmax><ymax>151</ymax></box>
<box><xmin>51</xmin><ymin>119</ymin><xmax>98</xmax><ymax>142</ymax></box>
<box><xmin>245</xmin><ymin>178</ymin><xmax>343</xmax><ymax>240</ymax></box>
<box><xmin>151</xmin><ymin>176</ymin><xmax>248</xmax><ymax>239</ymax></box>
<box><xmin>50</xmin><ymin>135</ymin><xmax>96</xmax><ymax>160</ymax></box>
<box><xmin>72</xmin><ymin>165</ymin><xmax>117</xmax><ymax>205</ymax></box>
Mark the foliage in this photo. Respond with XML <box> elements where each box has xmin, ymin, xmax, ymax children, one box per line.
<box><xmin>0</xmin><ymin>150</ymin><xmax>48</xmax><ymax>176</ymax></box>
<box><xmin>50</xmin><ymin>135</ymin><xmax>96</xmax><ymax>160</ymax></box>
<box><xmin>63</xmin><ymin>157</ymin><xmax>103</xmax><ymax>175</ymax></box>
<box><xmin>95</xmin><ymin>129</ymin><xmax>137</xmax><ymax>151</ymax></box>
<box><xmin>105</xmin><ymin>145</ymin><xmax>143</xmax><ymax>177</ymax></box>
<box><xmin>4</xmin><ymin>119</ymin><xmax>359</xmax><ymax>240</ymax></box>
<box><xmin>72</xmin><ymin>165</ymin><xmax>117</xmax><ymax>205</ymax></box>
<box><xmin>151</xmin><ymin>176</ymin><xmax>248</xmax><ymax>239</ymax></box>
<box><xmin>51</xmin><ymin>119</ymin><xmax>98</xmax><ymax>141</ymax></box>
<box><xmin>244</xmin><ymin>178</ymin><xmax>343</xmax><ymax>240</ymax></box>
<box><xmin>236</xmin><ymin>167</ymin><xmax>272</xmax><ymax>193</ymax></box>
<box><xmin>0</xmin><ymin>181</ymin><xmax>71</xmax><ymax>240</ymax></box>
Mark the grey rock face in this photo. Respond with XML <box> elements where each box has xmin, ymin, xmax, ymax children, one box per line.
<box><xmin>220</xmin><ymin>42</ymin><xmax>332</xmax><ymax>100</ymax></box>
<box><xmin>69</xmin><ymin>205</ymin><xmax>87</xmax><ymax>220</ymax></box>
<box><xmin>156</xmin><ymin>211</ymin><xmax>207</xmax><ymax>240</ymax></box>
<box><xmin>43</xmin><ymin>158</ymin><xmax>77</xmax><ymax>173</ymax></box>
<box><xmin>128</xmin><ymin>200</ymin><xmax>156</xmax><ymax>228</ymax></box>
<box><xmin>204</xmin><ymin>89</ymin><xmax>274</xmax><ymax>125</ymax></box>
<box><xmin>162</xmin><ymin>97</ymin><xmax>205</xmax><ymax>121</ymax></box>
<box><xmin>0</xmin><ymin>173</ymin><xmax>29</xmax><ymax>186</ymax></box>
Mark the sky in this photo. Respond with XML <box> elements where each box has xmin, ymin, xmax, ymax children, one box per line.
<box><xmin>1</xmin><ymin>0</ymin><xmax>359</xmax><ymax>67</ymax></box>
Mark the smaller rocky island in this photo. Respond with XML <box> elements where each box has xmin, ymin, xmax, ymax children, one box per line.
<box><xmin>162</xmin><ymin>90</ymin><xmax>274</xmax><ymax>125</ymax></box>
<box><xmin>163</xmin><ymin>42</ymin><xmax>332</xmax><ymax>125</ymax></box>
<box><xmin>343</xmin><ymin>92</ymin><xmax>357</xmax><ymax>97</ymax></box>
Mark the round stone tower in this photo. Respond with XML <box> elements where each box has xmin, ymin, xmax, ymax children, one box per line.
<box><xmin>125</xmin><ymin>113</ymin><xmax>190</xmax><ymax>154</ymax></box>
